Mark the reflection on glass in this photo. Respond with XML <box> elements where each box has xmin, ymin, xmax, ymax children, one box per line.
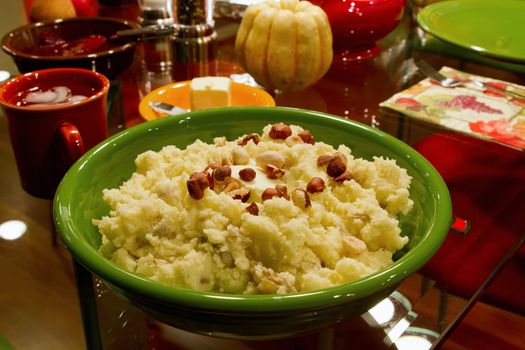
<box><xmin>0</xmin><ymin>220</ymin><xmax>27</xmax><ymax>240</ymax></box>
<box><xmin>0</xmin><ymin>70</ymin><xmax>10</xmax><ymax>83</ymax></box>
<box><xmin>363</xmin><ymin>291</ymin><xmax>413</xmax><ymax>327</ymax></box>
<box><xmin>396</xmin><ymin>327</ymin><xmax>439</xmax><ymax>350</ymax></box>
<box><xmin>368</xmin><ymin>297</ymin><xmax>395</xmax><ymax>324</ymax></box>
<box><xmin>396</xmin><ymin>335</ymin><xmax>432</xmax><ymax>350</ymax></box>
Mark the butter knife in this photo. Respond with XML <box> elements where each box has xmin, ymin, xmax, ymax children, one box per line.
<box><xmin>149</xmin><ymin>101</ymin><xmax>188</xmax><ymax>115</ymax></box>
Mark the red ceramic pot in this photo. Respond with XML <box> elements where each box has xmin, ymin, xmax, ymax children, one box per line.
<box><xmin>1</xmin><ymin>17</ymin><xmax>139</xmax><ymax>79</ymax></box>
<box><xmin>319</xmin><ymin>0</ymin><xmax>406</xmax><ymax>61</ymax></box>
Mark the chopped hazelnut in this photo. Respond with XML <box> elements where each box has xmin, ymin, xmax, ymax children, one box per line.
<box><xmin>220</xmin><ymin>251</ymin><xmax>235</xmax><ymax>268</ymax></box>
<box><xmin>229</xmin><ymin>188</ymin><xmax>251</xmax><ymax>202</ymax></box>
<box><xmin>262</xmin><ymin>188</ymin><xmax>280</xmax><ymax>201</ymax></box>
<box><xmin>298</xmin><ymin>130</ymin><xmax>315</xmax><ymax>145</ymax></box>
<box><xmin>349</xmin><ymin>214</ymin><xmax>369</xmax><ymax>221</ymax></box>
<box><xmin>326</xmin><ymin>157</ymin><xmax>346</xmax><ymax>177</ymax></box>
<box><xmin>213</xmin><ymin>166</ymin><xmax>232</xmax><ymax>182</ymax></box>
<box><xmin>269</xmin><ymin>123</ymin><xmax>292</xmax><ymax>139</ymax></box>
<box><xmin>342</xmin><ymin>235</ymin><xmax>367</xmax><ymax>255</ymax></box>
<box><xmin>334</xmin><ymin>171</ymin><xmax>353</xmax><ymax>183</ymax></box>
<box><xmin>257</xmin><ymin>278</ymin><xmax>279</xmax><ymax>294</ymax></box>
<box><xmin>306</xmin><ymin>177</ymin><xmax>325</xmax><ymax>193</ymax></box>
<box><xmin>265</xmin><ymin>165</ymin><xmax>285</xmax><ymax>179</ymax></box>
<box><xmin>205</xmin><ymin>162</ymin><xmax>220</xmax><ymax>171</ymax></box>
<box><xmin>291</xmin><ymin>189</ymin><xmax>311</xmax><ymax>208</ymax></box>
<box><xmin>239</xmin><ymin>168</ymin><xmax>256</xmax><ymax>182</ymax></box>
<box><xmin>275</xmin><ymin>184</ymin><xmax>290</xmax><ymax>200</ymax></box>
<box><xmin>246</xmin><ymin>202</ymin><xmax>259</xmax><ymax>215</ymax></box>
<box><xmin>221</xmin><ymin>155</ymin><xmax>233</xmax><ymax>166</ymax></box>
<box><xmin>237</xmin><ymin>133</ymin><xmax>260</xmax><ymax>146</ymax></box>
<box><xmin>206</xmin><ymin>172</ymin><xmax>214</xmax><ymax>190</ymax></box>
<box><xmin>317</xmin><ymin>154</ymin><xmax>335</xmax><ymax>167</ymax></box>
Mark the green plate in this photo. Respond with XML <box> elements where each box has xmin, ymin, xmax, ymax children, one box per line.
<box><xmin>417</xmin><ymin>0</ymin><xmax>525</xmax><ymax>63</ymax></box>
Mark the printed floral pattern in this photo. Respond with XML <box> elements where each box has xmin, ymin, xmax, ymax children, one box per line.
<box><xmin>381</xmin><ymin>67</ymin><xmax>525</xmax><ymax>151</ymax></box>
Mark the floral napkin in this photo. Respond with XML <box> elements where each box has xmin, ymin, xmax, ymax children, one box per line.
<box><xmin>380</xmin><ymin>67</ymin><xmax>525</xmax><ymax>151</ymax></box>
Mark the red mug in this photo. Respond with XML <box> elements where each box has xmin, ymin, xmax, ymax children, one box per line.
<box><xmin>0</xmin><ymin>68</ymin><xmax>110</xmax><ymax>199</ymax></box>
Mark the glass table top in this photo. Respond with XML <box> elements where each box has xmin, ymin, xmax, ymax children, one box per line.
<box><xmin>0</xmin><ymin>1</ymin><xmax>524</xmax><ymax>349</ymax></box>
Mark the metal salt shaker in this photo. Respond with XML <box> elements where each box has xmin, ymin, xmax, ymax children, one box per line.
<box><xmin>139</xmin><ymin>0</ymin><xmax>174</xmax><ymax>71</ymax></box>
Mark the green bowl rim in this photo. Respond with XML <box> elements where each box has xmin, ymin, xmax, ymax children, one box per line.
<box><xmin>54</xmin><ymin>106</ymin><xmax>452</xmax><ymax>313</ymax></box>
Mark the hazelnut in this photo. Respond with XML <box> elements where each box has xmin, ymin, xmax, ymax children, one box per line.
<box><xmin>275</xmin><ymin>184</ymin><xmax>290</xmax><ymax>200</ymax></box>
<box><xmin>342</xmin><ymin>235</ymin><xmax>367</xmax><ymax>255</ymax></box>
<box><xmin>232</xmin><ymin>147</ymin><xmax>250</xmax><ymax>165</ymax></box>
<box><xmin>262</xmin><ymin>188</ymin><xmax>280</xmax><ymax>201</ymax></box>
<box><xmin>269</xmin><ymin>123</ymin><xmax>292</xmax><ymax>139</ymax></box>
<box><xmin>237</xmin><ymin>133</ymin><xmax>260</xmax><ymax>146</ymax></box>
<box><xmin>256</xmin><ymin>151</ymin><xmax>286</xmax><ymax>169</ymax></box>
<box><xmin>229</xmin><ymin>188</ymin><xmax>251</xmax><ymax>202</ymax></box>
<box><xmin>239</xmin><ymin>168</ymin><xmax>256</xmax><ymax>182</ymax></box>
<box><xmin>285</xmin><ymin>135</ymin><xmax>304</xmax><ymax>147</ymax></box>
<box><xmin>298</xmin><ymin>130</ymin><xmax>315</xmax><ymax>145</ymax></box>
<box><xmin>246</xmin><ymin>202</ymin><xmax>259</xmax><ymax>215</ymax></box>
<box><xmin>306</xmin><ymin>177</ymin><xmax>325</xmax><ymax>193</ymax></box>
<box><xmin>334</xmin><ymin>171</ymin><xmax>353</xmax><ymax>183</ymax></box>
<box><xmin>265</xmin><ymin>165</ymin><xmax>285</xmax><ymax>179</ymax></box>
<box><xmin>317</xmin><ymin>154</ymin><xmax>335</xmax><ymax>167</ymax></box>
<box><xmin>220</xmin><ymin>251</ymin><xmax>235</xmax><ymax>268</ymax></box>
<box><xmin>213</xmin><ymin>166</ymin><xmax>232</xmax><ymax>182</ymax></box>
<box><xmin>326</xmin><ymin>157</ymin><xmax>346</xmax><ymax>177</ymax></box>
<box><xmin>291</xmin><ymin>189</ymin><xmax>311</xmax><ymax>208</ymax></box>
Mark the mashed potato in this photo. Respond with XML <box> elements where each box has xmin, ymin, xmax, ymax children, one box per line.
<box><xmin>93</xmin><ymin>123</ymin><xmax>413</xmax><ymax>294</ymax></box>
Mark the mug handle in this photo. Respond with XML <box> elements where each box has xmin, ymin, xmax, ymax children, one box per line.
<box><xmin>58</xmin><ymin>122</ymin><xmax>86</xmax><ymax>167</ymax></box>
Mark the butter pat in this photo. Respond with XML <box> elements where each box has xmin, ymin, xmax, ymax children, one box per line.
<box><xmin>190</xmin><ymin>76</ymin><xmax>232</xmax><ymax>110</ymax></box>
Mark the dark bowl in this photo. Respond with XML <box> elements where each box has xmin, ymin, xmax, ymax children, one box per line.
<box><xmin>53</xmin><ymin>107</ymin><xmax>452</xmax><ymax>340</ymax></box>
<box><xmin>1</xmin><ymin>17</ymin><xmax>140</xmax><ymax>79</ymax></box>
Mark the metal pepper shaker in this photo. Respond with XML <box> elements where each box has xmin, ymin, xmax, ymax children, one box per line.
<box><xmin>170</xmin><ymin>0</ymin><xmax>217</xmax><ymax>63</ymax></box>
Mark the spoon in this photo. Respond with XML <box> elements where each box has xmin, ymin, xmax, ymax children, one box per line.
<box><xmin>110</xmin><ymin>25</ymin><xmax>178</xmax><ymax>43</ymax></box>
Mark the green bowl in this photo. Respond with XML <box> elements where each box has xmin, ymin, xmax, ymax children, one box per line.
<box><xmin>53</xmin><ymin>107</ymin><xmax>451</xmax><ymax>339</ymax></box>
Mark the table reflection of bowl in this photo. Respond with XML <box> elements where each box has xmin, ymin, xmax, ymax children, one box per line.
<box><xmin>53</xmin><ymin>107</ymin><xmax>451</xmax><ymax>339</ymax></box>
<box><xmin>320</xmin><ymin>0</ymin><xmax>406</xmax><ymax>61</ymax></box>
<box><xmin>1</xmin><ymin>17</ymin><xmax>139</xmax><ymax>79</ymax></box>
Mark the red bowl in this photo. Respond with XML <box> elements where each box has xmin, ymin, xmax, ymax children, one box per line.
<box><xmin>321</xmin><ymin>0</ymin><xmax>406</xmax><ymax>60</ymax></box>
<box><xmin>2</xmin><ymin>17</ymin><xmax>140</xmax><ymax>79</ymax></box>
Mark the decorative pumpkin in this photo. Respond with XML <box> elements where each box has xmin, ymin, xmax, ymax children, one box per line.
<box><xmin>235</xmin><ymin>0</ymin><xmax>333</xmax><ymax>92</ymax></box>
